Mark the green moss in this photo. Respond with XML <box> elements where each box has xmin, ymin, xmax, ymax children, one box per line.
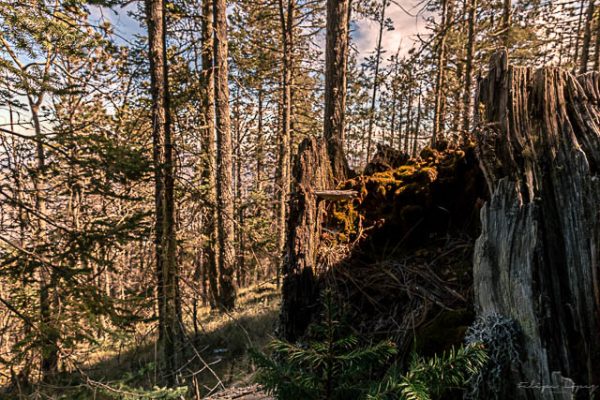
<box><xmin>323</xmin><ymin>144</ymin><xmax>474</xmax><ymax>244</ymax></box>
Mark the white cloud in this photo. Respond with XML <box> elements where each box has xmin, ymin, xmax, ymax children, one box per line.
<box><xmin>353</xmin><ymin>1</ymin><xmax>429</xmax><ymax>65</ymax></box>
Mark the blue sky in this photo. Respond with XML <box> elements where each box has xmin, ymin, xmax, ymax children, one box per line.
<box><xmin>89</xmin><ymin>1</ymin><xmax>427</xmax><ymax>65</ymax></box>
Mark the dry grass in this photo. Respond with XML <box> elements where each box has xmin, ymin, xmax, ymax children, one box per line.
<box><xmin>2</xmin><ymin>283</ymin><xmax>280</xmax><ymax>399</ymax></box>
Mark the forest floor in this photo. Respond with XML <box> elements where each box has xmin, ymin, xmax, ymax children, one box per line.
<box><xmin>7</xmin><ymin>283</ymin><xmax>279</xmax><ymax>399</ymax></box>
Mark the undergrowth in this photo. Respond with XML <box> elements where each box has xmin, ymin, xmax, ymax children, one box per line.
<box><xmin>252</xmin><ymin>291</ymin><xmax>488</xmax><ymax>400</ymax></box>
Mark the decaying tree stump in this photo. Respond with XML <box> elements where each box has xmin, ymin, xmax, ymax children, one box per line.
<box><xmin>280</xmin><ymin>137</ymin><xmax>334</xmax><ymax>341</ymax></box>
<box><xmin>474</xmin><ymin>51</ymin><xmax>600</xmax><ymax>399</ymax></box>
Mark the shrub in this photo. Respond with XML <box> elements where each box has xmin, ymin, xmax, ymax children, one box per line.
<box><xmin>252</xmin><ymin>292</ymin><xmax>488</xmax><ymax>400</ymax></box>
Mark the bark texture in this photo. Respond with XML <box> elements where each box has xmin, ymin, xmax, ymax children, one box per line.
<box><xmin>579</xmin><ymin>0</ymin><xmax>596</xmax><ymax>74</ymax></box>
<box><xmin>214</xmin><ymin>0</ymin><xmax>237</xmax><ymax>310</ymax></box>
<box><xmin>276</xmin><ymin>0</ymin><xmax>295</xmax><ymax>287</ymax></box>
<box><xmin>432</xmin><ymin>0</ymin><xmax>451</xmax><ymax>145</ymax></box>
<box><xmin>200</xmin><ymin>0</ymin><xmax>220</xmax><ymax>307</ymax></box>
<box><xmin>462</xmin><ymin>0</ymin><xmax>477</xmax><ymax>137</ymax></box>
<box><xmin>145</xmin><ymin>0</ymin><xmax>183</xmax><ymax>382</ymax></box>
<box><xmin>366</xmin><ymin>0</ymin><xmax>387</xmax><ymax>161</ymax></box>
<box><xmin>324</xmin><ymin>0</ymin><xmax>351</xmax><ymax>180</ymax></box>
<box><xmin>474</xmin><ymin>51</ymin><xmax>600</xmax><ymax>399</ymax></box>
<box><xmin>280</xmin><ymin>137</ymin><xmax>334</xmax><ymax>341</ymax></box>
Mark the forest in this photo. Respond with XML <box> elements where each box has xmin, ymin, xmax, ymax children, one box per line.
<box><xmin>0</xmin><ymin>0</ymin><xmax>599</xmax><ymax>399</ymax></box>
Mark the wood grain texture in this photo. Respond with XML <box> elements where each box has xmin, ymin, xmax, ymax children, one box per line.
<box><xmin>474</xmin><ymin>50</ymin><xmax>600</xmax><ymax>399</ymax></box>
<box><xmin>280</xmin><ymin>137</ymin><xmax>334</xmax><ymax>341</ymax></box>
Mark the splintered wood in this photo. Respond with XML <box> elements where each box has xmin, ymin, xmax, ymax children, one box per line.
<box><xmin>473</xmin><ymin>50</ymin><xmax>600</xmax><ymax>399</ymax></box>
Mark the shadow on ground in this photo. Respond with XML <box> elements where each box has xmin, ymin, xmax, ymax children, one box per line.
<box><xmin>2</xmin><ymin>284</ymin><xmax>280</xmax><ymax>400</ymax></box>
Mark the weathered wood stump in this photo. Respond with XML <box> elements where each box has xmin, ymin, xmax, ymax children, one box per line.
<box><xmin>280</xmin><ymin>137</ymin><xmax>334</xmax><ymax>341</ymax></box>
<box><xmin>474</xmin><ymin>51</ymin><xmax>600</xmax><ymax>399</ymax></box>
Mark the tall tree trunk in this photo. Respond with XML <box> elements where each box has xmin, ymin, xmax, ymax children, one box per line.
<box><xmin>366</xmin><ymin>0</ymin><xmax>387</xmax><ymax>161</ymax></box>
<box><xmin>214</xmin><ymin>0</ymin><xmax>236</xmax><ymax>310</ymax></box>
<box><xmin>200</xmin><ymin>0</ymin><xmax>220</xmax><ymax>308</ymax></box>
<box><xmin>404</xmin><ymin>87</ymin><xmax>413</xmax><ymax>154</ymax></box>
<box><xmin>389</xmin><ymin>90</ymin><xmax>397</xmax><ymax>149</ymax></box>
<box><xmin>502</xmin><ymin>0</ymin><xmax>511</xmax><ymax>47</ymax></box>
<box><xmin>573</xmin><ymin>0</ymin><xmax>586</xmax><ymax>71</ymax></box>
<box><xmin>461</xmin><ymin>0</ymin><xmax>477</xmax><ymax>138</ymax></box>
<box><xmin>580</xmin><ymin>0</ymin><xmax>595</xmax><ymax>74</ymax></box>
<box><xmin>594</xmin><ymin>12</ymin><xmax>600</xmax><ymax>70</ymax></box>
<box><xmin>145</xmin><ymin>0</ymin><xmax>183</xmax><ymax>383</ymax></box>
<box><xmin>256</xmin><ymin>88</ymin><xmax>265</xmax><ymax>192</ymax></box>
<box><xmin>30</xmin><ymin>100</ymin><xmax>59</xmax><ymax>378</ymax></box>
<box><xmin>234</xmin><ymin>89</ymin><xmax>245</xmax><ymax>288</ymax></box>
<box><xmin>277</xmin><ymin>0</ymin><xmax>295</xmax><ymax>287</ymax></box>
<box><xmin>396</xmin><ymin>93</ymin><xmax>404</xmax><ymax>151</ymax></box>
<box><xmin>324</xmin><ymin>0</ymin><xmax>351</xmax><ymax>180</ymax></box>
<box><xmin>474</xmin><ymin>50</ymin><xmax>600</xmax><ymax>400</ymax></box>
<box><xmin>432</xmin><ymin>0</ymin><xmax>451</xmax><ymax>145</ymax></box>
<box><xmin>412</xmin><ymin>86</ymin><xmax>422</xmax><ymax>157</ymax></box>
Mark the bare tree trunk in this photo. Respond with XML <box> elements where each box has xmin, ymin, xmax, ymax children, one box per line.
<box><xmin>404</xmin><ymin>87</ymin><xmax>413</xmax><ymax>154</ymax></box>
<box><xmin>461</xmin><ymin>0</ymin><xmax>477</xmax><ymax>138</ymax></box>
<box><xmin>214</xmin><ymin>0</ymin><xmax>236</xmax><ymax>310</ymax></box>
<box><xmin>389</xmin><ymin>90</ymin><xmax>397</xmax><ymax>149</ymax></box>
<box><xmin>573</xmin><ymin>0</ymin><xmax>586</xmax><ymax>72</ymax></box>
<box><xmin>145</xmin><ymin>0</ymin><xmax>183</xmax><ymax>383</ymax></box>
<box><xmin>256</xmin><ymin>88</ymin><xmax>265</xmax><ymax>192</ymax></box>
<box><xmin>200</xmin><ymin>0</ymin><xmax>220</xmax><ymax>308</ymax></box>
<box><xmin>580</xmin><ymin>0</ymin><xmax>595</xmax><ymax>74</ymax></box>
<box><xmin>234</xmin><ymin>89</ymin><xmax>245</xmax><ymax>288</ymax></box>
<box><xmin>396</xmin><ymin>93</ymin><xmax>405</xmax><ymax>151</ymax></box>
<box><xmin>594</xmin><ymin>12</ymin><xmax>600</xmax><ymax>70</ymax></box>
<box><xmin>276</xmin><ymin>0</ymin><xmax>295</xmax><ymax>288</ymax></box>
<box><xmin>502</xmin><ymin>0</ymin><xmax>511</xmax><ymax>47</ymax></box>
<box><xmin>474</xmin><ymin>51</ymin><xmax>600</xmax><ymax>399</ymax></box>
<box><xmin>412</xmin><ymin>86</ymin><xmax>422</xmax><ymax>157</ymax></box>
<box><xmin>432</xmin><ymin>0</ymin><xmax>451</xmax><ymax>145</ymax></box>
<box><xmin>324</xmin><ymin>0</ymin><xmax>351</xmax><ymax>180</ymax></box>
<box><xmin>30</xmin><ymin>101</ymin><xmax>59</xmax><ymax>378</ymax></box>
<box><xmin>366</xmin><ymin>0</ymin><xmax>387</xmax><ymax>161</ymax></box>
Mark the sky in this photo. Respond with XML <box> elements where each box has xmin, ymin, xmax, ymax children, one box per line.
<box><xmin>0</xmin><ymin>1</ymin><xmax>428</xmax><ymax>134</ymax></box>
<box><xmin>354</xmin><ymin>1</ymin><xmax>428</xmax><ymax>64</ymax></box>
<box><xmin>89</xmin><ymin>0</ymin><xmax>429</xmax><ymax>65</ymax></box>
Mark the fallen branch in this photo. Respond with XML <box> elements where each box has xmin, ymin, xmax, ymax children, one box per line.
<box><xmin>314</xmin><ymin>190</ymin><xmax>358</xmax><ymax>201</ymax></box>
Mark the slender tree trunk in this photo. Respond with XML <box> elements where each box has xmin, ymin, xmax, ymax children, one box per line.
<box><xmin>502</xmin><ymin>0</ymin><xmax>511</xmax><ymax>47</ymax></box>
<box><xmin>145</xmin><ymin>0</ymin><xmax>183</xmax><ymax>383</ymax></box>
<box><xmin>234</xmin><ymin>89</ymin><xmax>245</xmax><ymax>288</ymax></box>
<box><xmin>412</xmin><ymin>86</ymin><xmax>422</xmax><ymax>157</ymax></box>
<box><xmin>461</xmin><ymin>0</ymin><xmax>477</xmax><ymax>138</ymax></box>
<box><xmin>404</xmin><ymin>88</ymin><xmax>413</xmax><ymax>154</ymax></box>
<box><xmin>276</xmin><ymin>0</ymin><xmax>295</xmax><ymax>287</ymax></box>
<box><xmin>396</xmin><ymin>93</ymin><xmax>404</xmax><ymax>151</ymax></box>
<box><xmin>30</xmin><ymin>101</ymin><xmax>59</xmax><ymax>378</ymax></box>
<box><xmin>324</xmin><ymin>0</ymin><xmax>351</xmax><ymax>180</ymax></box>
<box><xmin>432</xmin><ymin>0</ymin><xmax>451</xmax><ymax>145</ymax></box>
<box><xmin>366</xmin><ymin>0</ymin><xmax>387</xmax><ymax>161</ymax></box>
<box><xmin>256</xmin><ymin>88</ymin><xmax>264</xmax><ymax>192</ymax></box>
<box><xmin>389</xmin><ymin>90</ymin><xmax>397</xmax><ymax>148</ymax></box>
<box><xmin>214</xmin><ymin>0</ymin><xmax>236</xmax><ymax>310</ymax></box>
<box><xmin>573</xmin><ymin>0</ymin><xmax>586</xmax><ymax>71</ymax></box>
<box><xmin>580</xmin><ymin>0</ymin><xmax>595</xmax><ymax>74</ymax></box>
<box><xmin>200</xmin><ymin>0</ymin><xmax>220</xmax><ymax>308</ymax></box>
<box><xmin>594</xmin><ymin>12</ymin><xmax>600</xmax><ymax>70</ymax></box>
